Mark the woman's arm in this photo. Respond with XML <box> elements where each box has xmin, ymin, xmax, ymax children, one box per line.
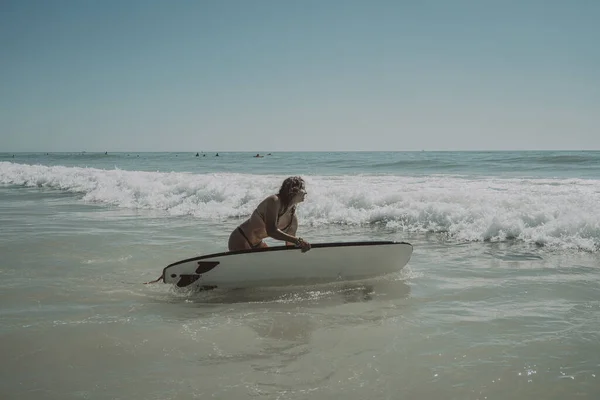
<box><xmin>284</xmin><ymin>214</ymin><xmax>299</xmax><ymax>246</ymax></box>
<box><xmin>264</xmin><ymin>197</ymin><xmax>302</xmax><ymax>245</ymax></box>
<box><xmin>282</xmin><ymin>213</ymin><xmax>310</xmax><ymax>252</ymax></box>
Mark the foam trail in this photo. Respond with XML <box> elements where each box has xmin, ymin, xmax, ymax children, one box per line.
<box><xmin>2</xmin><ymin>162</ymin><xmax>599</xmax><ymax>251</ymax></box>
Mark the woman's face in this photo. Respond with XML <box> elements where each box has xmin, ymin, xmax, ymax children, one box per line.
<box><xmin>291</xmin><ymin>184</ymin><xmax>307</xmax><ymax>204</ymax></box>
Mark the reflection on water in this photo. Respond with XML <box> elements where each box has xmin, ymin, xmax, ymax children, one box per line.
<box><xmin>250</xmin><ymin>313</ymin><xmax>314</xmax><ymax>343</ymax></box>
<box><xmin>168</xmin><ymin>276</ymin><xmax>411</xmax><ymax>306</ymax></box>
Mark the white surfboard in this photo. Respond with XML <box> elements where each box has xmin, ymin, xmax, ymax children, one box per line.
<box><xmin>160</xmin><ymin>241</ymin><xmax>413</xmax><ymax>289</ymax></box>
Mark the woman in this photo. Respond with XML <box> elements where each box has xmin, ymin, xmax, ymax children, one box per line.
<box><xmin>228</xmin><ymin>176</ymin><xmax>311</xmax><ymax>252</ymax></box>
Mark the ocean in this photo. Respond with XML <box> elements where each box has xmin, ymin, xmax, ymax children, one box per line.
<box><xmin>1</xmin><ymin>151</ymin><xmax>599</xmax><ymax>399</ymax></box>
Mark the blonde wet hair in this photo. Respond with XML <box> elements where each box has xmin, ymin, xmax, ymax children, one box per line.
<box><xmin>278</xmin><ymin>176</ymin><xmax>305</xmax><ymax>211</ymax></box>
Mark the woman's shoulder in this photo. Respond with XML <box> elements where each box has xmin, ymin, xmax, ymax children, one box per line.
<box><xmin>264</xmin><ymin>194</ymin><xmax>281</xmax><ymax>202</ymax></box>
<box><xmin>257</xmin><ymin>194</ymin><xmax>281</xmax><ymax>209</ymax></box>
<box><xmin>254</xmin><ymin>195</ymin><xmax>282</xmax><ymax>220</ymax></box>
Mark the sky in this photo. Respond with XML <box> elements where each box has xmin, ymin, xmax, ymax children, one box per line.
<box><xmin>1</xmin><ymin>0</ymin><xmax>599</xmax><ymax>152</ymax></box>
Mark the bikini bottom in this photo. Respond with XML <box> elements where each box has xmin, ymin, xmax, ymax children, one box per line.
<box><xmin>237</xmin><ymin>227</ymin><xmax>263</xmax><ymax>249</ymax></box>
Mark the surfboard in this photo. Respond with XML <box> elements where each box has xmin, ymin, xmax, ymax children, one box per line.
<box><xmin>160</xmin><ymin>241</ymin><xmax>413</xmax><ymax>289</ymax></box>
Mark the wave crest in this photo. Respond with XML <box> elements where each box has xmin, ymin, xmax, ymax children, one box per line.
<box><xmin>2</xmin><ymin>162</ymin><xmax>599</xmax><ymax>251</ymax></box>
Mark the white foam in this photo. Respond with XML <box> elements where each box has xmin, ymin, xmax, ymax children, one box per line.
<box><xmin>2</xmin><ymin>162</ymin><xmax>599</xmax><ymax>251</ymax></box>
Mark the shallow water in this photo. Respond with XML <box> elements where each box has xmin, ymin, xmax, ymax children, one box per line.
<box><xmin>1</xmin><ymin>152</ymin><xmax>599</xmax><ymax>399</ymax></box>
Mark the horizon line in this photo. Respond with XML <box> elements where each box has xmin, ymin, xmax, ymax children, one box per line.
<box><xmin>2</xmin><ymin>149</ymin><xmax>600</xmax><ymax>154</ymax></box>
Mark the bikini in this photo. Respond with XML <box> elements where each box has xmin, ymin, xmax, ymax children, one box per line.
<box><xmin>237</xmin><ymin>207</ymin><xmax>295</xmax><ymax>249</ymax></box>
<box><xmin>237</xmin><ymin>227</ymin><xmax>264</xmax><ymax>249</ymax></box>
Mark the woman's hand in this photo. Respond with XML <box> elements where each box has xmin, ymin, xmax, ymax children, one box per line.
<box><xmin>296</xmin><ymin>237</ymin><xmax>311</xmax><ymax>253</ymax></box>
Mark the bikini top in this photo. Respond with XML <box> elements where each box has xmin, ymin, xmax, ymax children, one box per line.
<box><xmin>253</xmin><ymin>205</ymin><xmax>296</xmax><ymax>232</ymax></box>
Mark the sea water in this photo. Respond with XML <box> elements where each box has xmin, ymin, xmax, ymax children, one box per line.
<box><xmin>1</xmin><ymin>151</ymin><xmax>599</xmax><ymax>399</ymax></box>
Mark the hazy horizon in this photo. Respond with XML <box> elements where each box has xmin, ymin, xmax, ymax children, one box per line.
<box><xmin>4</xmin><ymin>149</ymin><xmax>599</xmax><ymax>155</ymax></box>
<box><xmin>2</xmin><ymin>0</ymin><xmax>599</xmax><ymax>152</ymax></box>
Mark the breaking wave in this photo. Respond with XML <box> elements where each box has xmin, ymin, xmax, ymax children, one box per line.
<box><xmin>2</xmin><ymin>161</ymin><xmax>599</xmax><ymax>251</ymax></box>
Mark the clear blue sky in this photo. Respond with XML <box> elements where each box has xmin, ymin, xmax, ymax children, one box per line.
<box><xmin>1</xmin><ymin>0</ymin><xmax>599</xmax><ymax>152</ymax></box>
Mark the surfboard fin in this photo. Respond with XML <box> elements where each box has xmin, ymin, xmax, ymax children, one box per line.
<box><xmin>196</xmin><ymin>261</ymin><xmax>220</xmax><ymax>273</ymax></box>
<box><xmin>176</xmin><ymin>274</ymin><xmax>202</xmax><ymax>287</ymax></box>
<box><xmin>171</xmin><ymin>261</ymin><xmax>220</xmax><ymax>287</ymax></box>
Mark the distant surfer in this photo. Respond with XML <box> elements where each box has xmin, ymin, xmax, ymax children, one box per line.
<box><xmin>254</xmin><ymin>153</ymin><xmax>263</xmax><ymax>158</ymax></box>
<box><xmin>195</xmin><ymin>152</ymin><xmax>199</xmax><ymax>157</ymax></box>
<box><xmin>228</xmin><ymin>176</ymin><xmax>311</xmax><ymax>252</ymax></box>
<box><xmin>215</xmin><ymin>153</ymin><xmax>219</xmax><ymax>157</ymax></box>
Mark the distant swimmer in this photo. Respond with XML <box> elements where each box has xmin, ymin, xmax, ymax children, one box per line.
<box><xmin>203</xmin><ymin>154</ymin><xmax>206</xmax><ymax>157</ymax></box>
<box><xmin>105</xmin><ymin>151</ymin><xmax>108</xmax><ymax>155</ymax></box>
<box><xmin>267</xmin><ymin>153</ymin><xmax>272</xmax><ymax>156</ymax></box>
